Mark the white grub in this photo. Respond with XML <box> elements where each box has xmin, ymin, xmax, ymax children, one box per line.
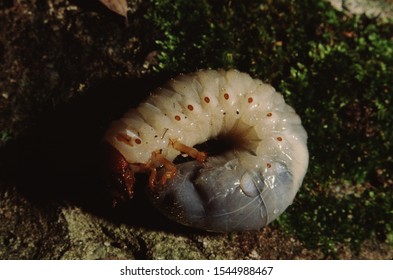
<box><xmin>105</xmin><ymin>69</ymin><xmax>309</xmax><ymax>232</ymax></box>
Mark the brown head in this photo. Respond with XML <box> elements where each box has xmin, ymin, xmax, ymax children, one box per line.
<box><xmin>101</xmin><ymin>142</ymin><xmax>135</xmax><ymax>207</ymax></box>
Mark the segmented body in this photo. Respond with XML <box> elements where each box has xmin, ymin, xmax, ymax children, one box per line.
<box><xmin>104</xmin><ymin>69</ymin><xmax>308</xmax><ymax>232</ymax></box>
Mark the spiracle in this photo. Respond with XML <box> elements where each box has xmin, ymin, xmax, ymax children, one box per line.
<box><xmin>103</xmin><ymin>69</ymin><xmax>309</xmax><ymax>232</ymax></box>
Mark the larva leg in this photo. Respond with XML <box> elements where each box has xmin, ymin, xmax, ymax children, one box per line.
<box><xmin>127</xmin><ymin>161</ymin><xmax>156</xmax><ymax>188</ymax></box>
<box><xmin>140</xmin><ymin>152</ymin><xmax>177</xmax><ymax>191</ymax></box>
<box><xmin>148</xmin><ymin>166</ymin><xmax>157</xmax><ymax>188</ymax></box>
<box><xmin>170</xmin><ymin>140</ymin><xmax>207</xmax><ymax>162</ymax></box>
<box><xmin>153</xmin><ymin>152</ymin><xmax>177</xmax><ymax>185</ymax></box>
<box><xmin>145</xmin><ymin>140</ymin><xmax>206</xmax><ymax>190</ymax></box>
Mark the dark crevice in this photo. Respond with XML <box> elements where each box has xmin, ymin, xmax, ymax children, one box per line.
<box><xmin>0</xmin><ymin>75</ymin><xmax>169</xmax><ymax>230</ymax></box>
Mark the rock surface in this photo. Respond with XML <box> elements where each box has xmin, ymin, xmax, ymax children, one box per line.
<box><xmin>327</xmin><ymin>0</ymin><xmax>393</xmax><ymax>19</ymax></box>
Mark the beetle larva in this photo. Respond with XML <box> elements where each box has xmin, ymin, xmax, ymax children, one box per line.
<box><xmin>104</xmin><ymin>69</ymin><xmax>308</xmax><ymax>232</ymax></box>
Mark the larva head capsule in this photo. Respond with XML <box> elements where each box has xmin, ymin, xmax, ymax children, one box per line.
<box><xmin>101</xmin><ymin>143</ymin><xmax>135</xmax><ymax>207</ymax></box>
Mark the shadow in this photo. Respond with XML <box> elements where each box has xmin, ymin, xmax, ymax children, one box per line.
<box><xmin>0</xmin><ymin>74</ymin><xmax>194</xmax><ymax>232</ymax></box>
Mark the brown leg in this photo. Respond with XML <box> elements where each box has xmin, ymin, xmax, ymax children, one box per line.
<box><xmin>144</xmin><ymin>140</ymin><xmax>206</xmax><ymax>192</ymax></box>
<box><xmin>170</xmin><ymin>140</ymin><xmax>207</xmax><ymax>162</ymax></box>
<box><xmin>153</xmin><ymin>152</ymin><xmax>177</xmax><ymax>185</ymax></box>
<box><xmin>148</xmin><ymin>166</ymin><xmax>157</xmax><ymax>189</ymax></box>
<box><xmin>140</xmin><ymin>151</ymin><xmax>177</xmax><ymax>192</ymax></box>
<box><xmin>129</xmin><ymin>159</ymin><xmax>157</xmax><ymax>190</ymax></box>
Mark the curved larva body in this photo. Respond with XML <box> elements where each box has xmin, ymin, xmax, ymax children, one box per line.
<box><xmin>104</xmin><ymin>69</ymin><xmax>308</xmax><ymax>232</ymax></box>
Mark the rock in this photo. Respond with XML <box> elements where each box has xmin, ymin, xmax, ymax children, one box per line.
<box><xmin>326</xmin><ymin>0</ymin><xmax>393</xmax><ymax>19</ymax></box>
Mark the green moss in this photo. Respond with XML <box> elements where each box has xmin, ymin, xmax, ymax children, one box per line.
<box><xmin>146</xmin><ymin>0</ymin><xmax>393</xmax><ymax>257</ymax></box>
